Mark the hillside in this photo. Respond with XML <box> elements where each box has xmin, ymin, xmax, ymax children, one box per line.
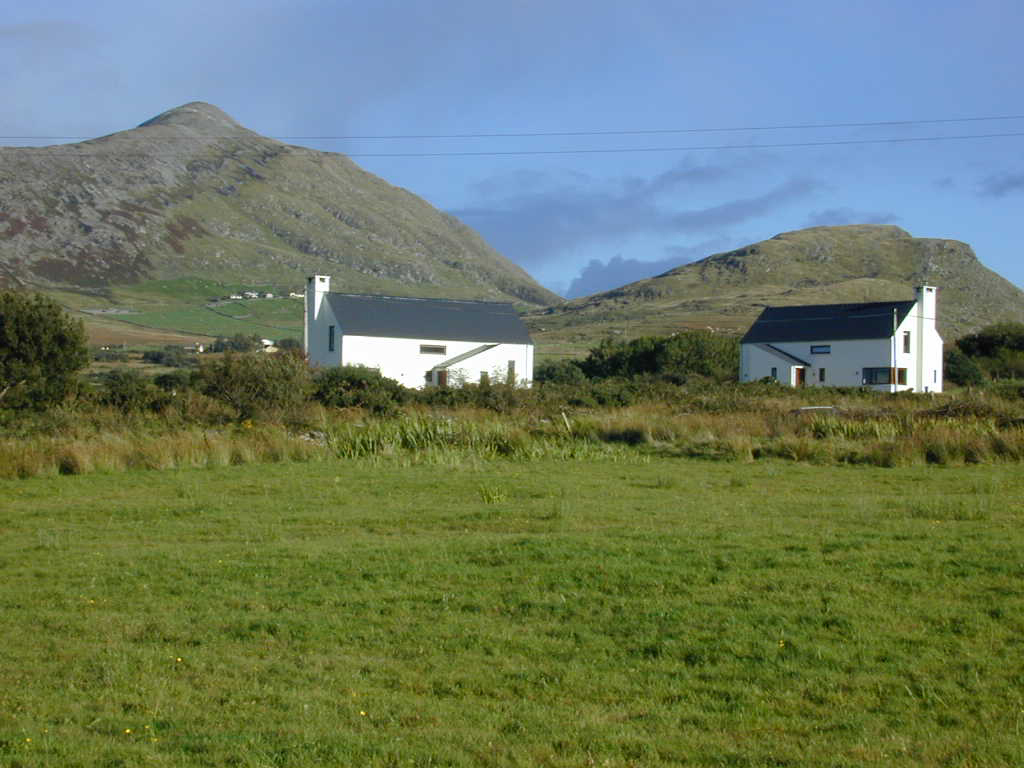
<box><xmin>526</xmin><ymin>225</ymin><xmax>1024</xmax><ymax>354</ymax></box>
<box><xmin>0</xmin><ymin>102</ymin><xmax>560</xmax><ymax>314</ymax></box>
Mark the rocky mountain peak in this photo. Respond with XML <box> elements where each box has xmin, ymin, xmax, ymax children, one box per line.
<box><xmin>136</xmin><ymin>102</ymin><xmax>255</xmax><ymax>138</ymax></box>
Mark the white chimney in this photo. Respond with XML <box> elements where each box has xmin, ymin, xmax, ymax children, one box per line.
<box><xmin>914</xmin><ymin>285</ymin><xmax>936</xmax><ymax>323</ymax></box>
<box><xmin>304</xmin><ymin>275</ymin><xmax>331</xmax><ymax>354</ymax></box>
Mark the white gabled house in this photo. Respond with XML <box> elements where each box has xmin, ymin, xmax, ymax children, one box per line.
<box><xmin>739</xmin><ymin>286</ymin><xmax>943</xmax><ymax>392</ymax></box>
<box><xmin>304</xmin><ymin>275</ymin><xmax>534</xmax><ymax>388</ymax></box>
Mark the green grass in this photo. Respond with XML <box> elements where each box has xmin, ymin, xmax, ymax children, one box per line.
<box><xmin>2</xmin><ymin>457</ymin><xmax>1023</xmax><ymax>766</ymax></box>
<box><xmin>126</xmin><ymin>298</ymin><xmax>303</xmax><ymax>339</ymax></box>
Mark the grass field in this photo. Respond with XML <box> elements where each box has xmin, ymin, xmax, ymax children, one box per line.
<box><xmin>2</xmin><ymin>455</ymin><xmax>1023</xmax><ymax>767</ymax></box>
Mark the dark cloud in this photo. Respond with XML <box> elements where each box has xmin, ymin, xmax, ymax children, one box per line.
<box><xmin>804</xmin><ymin>208</ymin><xmax>900</xmax><ymax>227</ymax></box>
<box><xmin>978</xmin><ymin>171</ymin><xmax>1024</xmax><ymax>198</ymax></box>
<box><xmin>567</xmin><ymin>254</ymin><xmax>685</xmax><ymax>298</ymax></box>
<box><xmin>565</xmin><ymin>238</ymin><xmax>732</xmax><ymax>298</ymax></box>
<box><xmin>452</xmin><ymin>160</ymin><xmax>821</xmax><ymax>270</ymax></box>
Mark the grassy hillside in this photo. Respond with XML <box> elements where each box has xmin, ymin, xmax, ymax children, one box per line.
<box><xmin>527</xmin><ymin>225</ymin><xmax>1024</xmax><ymax>357</ymax></box>
<box><xmin>0</xmin><ymin>102</ymin><xmax>560</xmax><ymax>313</ymax></box>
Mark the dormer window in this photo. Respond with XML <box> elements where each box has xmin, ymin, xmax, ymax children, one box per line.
<box><xmin>810</xmin><ymin>345</ymin><xmax>831</xmax><ymax>355</ymax></box>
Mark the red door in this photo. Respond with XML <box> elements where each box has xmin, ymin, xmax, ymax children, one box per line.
<box><xmin>795</xmin><ymin>367</ymin><xmax>806</xmax><ymax>387</ymax></box>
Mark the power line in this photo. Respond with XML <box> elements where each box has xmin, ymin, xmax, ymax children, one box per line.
<box><xmin>16</xmin><ymin>130</ymin><xmax>1018</xmax><ymax>158</ymax></box>
<box><xmin>341</xmin><ymin>132</ymin><xmax>1024</xmax><ymax>157</ymax></box>
<box><xmin>3</xmin><ymin>113</ymin><xmax>1023</xmax><ymax>142</ymax></box>
<box><xmin>277</xmin><ymin>114</ymin><xmax>1024</xmax><ymax>140</ymax></box>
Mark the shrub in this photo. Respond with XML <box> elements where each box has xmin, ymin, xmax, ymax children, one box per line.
<box><xmin>579</xmin><ymin>332</ymin><xmax>739</xmax><ymax>383</ymax></box>
<box><xmin>312</xmin><ymin>365</ymin><xmax>408</xmax><ymax>414</ymax></box>
<box><xmin>944</xmin><ymin>347</ymin><xmax>986</xmax><ymax>386</ymax></box>
<box><xmin>534</xmin><ymin>358</ymin><xmax>587</xmax><ymax>385</ymax></box>
<box><xmin>276</xmin><ymin>337</ymin><xmax>303</xmax><ymax>352</ymax></box>
<box><xmin>154</xmin><ymin>369</ymin><xmax>194</xmax><ymax>392</ymax></box>
<box><xmin>142</xmin><ymin>345</ymin><xmax>197</xmax><ymax>368</ymax></box>
<box><xmin>199</xmin><ymin>351</ymin><xmax>313</xmax><ymax>419</ymax></box>
<box><xmin>211</xmin><ymin>334</ymin><xmax>264</xmax><ymax>353</ymax></box>
<box><xmin>0</xmin><ymin>292</ymin><xmax>89</xmax><ymax>409</ymax></box>
<box><xmin>93</xmin><ymin>348</ymin><xmax>130</xmax><ymax>363</ymax></box>
<box><xmin>100</xmin><ymin>369</ymin><xmax>171</xmax><ymax>412</ymax></box>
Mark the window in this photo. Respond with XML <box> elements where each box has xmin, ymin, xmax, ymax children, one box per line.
<box><xmin>506</xmin><ymin>360</ymin><xmax>516</xmax><ymax>384</ymax></box>
<box><xmin>819</xmin><ymin>368</ymin><xmax>826</xmax><ymax>383</ymax></box>
<box><xmin>770</xmin><ymin>366</ymin><xmax>778</xmax><ymax>380</ymax></box>
<box><xmin>903</xmin><ymin>331</ymin><xmax>911</xmax><ymax>354</ymax></box>
<box><xmin>328</xmin><ymin>325</ymin><xmax>335</xmax><ymax>352</ymax></box>
<box><xmin>420</xmin><ymin>344</ymin><xmax>446</xmax><ymax>355</ymax></box>
<box><xmin>424</xmin><ymin>370</ymin><xmax>434</xmax><ymax>384</ymax></box>
<box><xmin>479</xmin><ymin>371</ymin><xmax>489</xmax><ymax>385</ymax></box>
<box><xmin>862</xmin><ymin>367</ymin><xmax>907</xmax><ymax>385</ymax></box>
<box><xmin>810</xmin><ymin>344</ymin><xmax>831</xmax><ymax>354</ymax></box>
<box><xmin>862</xmin><ymin>367</ymin><xmax>890</xmax><ymax>385</ymax></box>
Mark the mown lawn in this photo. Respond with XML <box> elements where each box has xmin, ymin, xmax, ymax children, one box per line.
<box><xmin>1</xmin><ymin>457</ymin><xmax>1022</xmax><ymax>766</ymax></box>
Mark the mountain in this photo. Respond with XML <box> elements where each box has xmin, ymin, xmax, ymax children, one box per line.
<box><xmin>0</xmin><ymin>102</ymin><xmax>559</xmax><ymax>306</ymax></box>
<box><xmin>526</xmin><ymin>225</ymin><xmax>1024</xmax><ymax>350</ymax></box>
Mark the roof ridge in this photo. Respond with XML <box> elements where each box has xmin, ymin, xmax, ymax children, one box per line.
<box><xmin>329</xmin><ymin>291</ymin><xmax>516</xmax><ymax>307</ymax></box>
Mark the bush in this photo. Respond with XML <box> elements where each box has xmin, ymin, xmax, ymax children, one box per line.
<box><xmin>154</xmin><ymin>369</ymin><xmax>194</xmax><ymax>392</ymax></box>
<box><xmin>211</xmin><ymin>334</ymin><xmax>264</xmax><ymax>353</ymax></box>
<box><xmin>93</xmin><ymin>348</ymin><xmax>130</xmax><ymax>363</ymax></box>
<box><xmin>956</xmin><ymin>322</ymin><xmax>1024</xmax><ymax>358</ymax></box>
<box><xmin>142</xmin><ymin>346</ymin><xmax>197</xmax><ymax>368</ymax></box>
<box><xmin>199</xmin><ymin>352</ymin><xmax>313</xmax><ymax>419</ymax></box>
<box><xmin>276</xmin><ymin>337</ymin><xmax>303</xmax><ymax>352</ymax></box>
<box><xmin>535</xmin><ymin>358</ymin><xmax>587</xmax><ymax>385</ymax></box>
<box><xmin>313</xmin><ymin>365</ymin><xmax>408</xmax><ymax>414</ymax></box>
<box><xmin>944</xmin><ymin>347</ymin><xmax>986</xmax><ymax>386</ymax></box>
<box><xmin>579</xmin><ymin>332</ymin><xmax>739</xmax><ymax>383</ymax></box>
<box><xmin>100</xmin><ymin>369</ymin><xmax>170</xmax><ymax>412</ymax></box>
<box><xmin>0</xmin><ymin>292</ymin><xmax>89</xmax><ymax>409</ymax></box>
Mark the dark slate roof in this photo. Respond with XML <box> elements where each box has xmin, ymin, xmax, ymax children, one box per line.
<box><xmin>325</xmin><ymin>293</ymin><xmax>533</xmax><ymax>344</ymax></box>
<box><xmin>741</xmin><ymin>300</ymin><xmax>915</xmax><ymax>344</ymax></box>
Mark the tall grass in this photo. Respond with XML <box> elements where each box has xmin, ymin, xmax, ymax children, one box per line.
<box><xmin>3</xmin><ymin>387</ymin><xmax>1024</xmax><ymax>478</ymax></box>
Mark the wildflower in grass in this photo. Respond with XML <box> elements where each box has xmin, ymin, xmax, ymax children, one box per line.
<box><xmin>360</xmin><ymin>711</ymin><xmax>367</xmax><ymax>716</ymax></box>
<box><xmin>124</xmin><ymin>728</ymin><xmax>132</xmax><ymax>734</ymax></box>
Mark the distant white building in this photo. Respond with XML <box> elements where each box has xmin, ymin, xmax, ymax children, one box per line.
<box><xmin>739</xmin><ymin>286</ymin><xmax>943</xmax><ymax>392</ymax></box>
<box><xmin>304</xmin><ymin>275</ymin><xmax>534</xmax><ymax>388</ymax></box>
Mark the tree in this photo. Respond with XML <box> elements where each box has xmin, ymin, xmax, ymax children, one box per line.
<box><xmin>0</xmin><ymin>292</ymin><xmax>89</xmax><ymax>409</ymax></box>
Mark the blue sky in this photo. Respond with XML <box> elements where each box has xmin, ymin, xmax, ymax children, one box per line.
<box><xmin>3</xmin><ymin>0</ymin><xmax>1022</xmax><ymax>298</ymax></box>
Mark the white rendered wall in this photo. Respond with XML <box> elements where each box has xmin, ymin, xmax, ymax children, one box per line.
<box><xmin>740</xmin><ymin>295</ymin><xmax>943</xmax><ymax>393</ymax></box>
<box><xmin>340</xmin><ymin>335</ymin><xmax>534</xmax><ymax>389</ymax></box>
<box><xmin>305</xmin><ymin>277</ymin><xmax>341</xmax><ymax>368</ymax></box>
<box><xmin>742</xmin><ymin>338</ymin><xmax>893</xmax><ymax>388</ymax></box>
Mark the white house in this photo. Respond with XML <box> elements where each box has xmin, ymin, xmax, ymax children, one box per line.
<box><xmin>304</xmin><ymin>275</ymin><xmax>534</xmax><ymax>388</ymax></box>
<box><xmin>739</xmin><ymin>286</ymin><xmax>943</xmax><ymax>392</ymax></box>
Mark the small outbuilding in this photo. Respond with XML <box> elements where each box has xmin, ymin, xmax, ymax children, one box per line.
<box><xmin>303</xmin><ymin>275</ymin><xmax>534</xmax><ymax>388</ymax></box>
<box><xmin>739</xmin><ymin>286</ymin><xmax>942</xmax><ymax>392</ymax></box>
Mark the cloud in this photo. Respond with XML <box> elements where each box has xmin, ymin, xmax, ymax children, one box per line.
<box><xmin>978</xmin><ymin>171</ymin><xmax>1024</xmax><ymax>197</ymax></box>
<box><xmin>804</xmin><ymin>208</ymin><xmax>900</xmax><ymax>227</ymax></box>
<box><xmin>565</xmin><ymin>237</ymin><xmax>733</xmax><ymax>298</ymax></box>
<box><xmin>452</xmin><ymin>159</ymin><xmax>821</xmax><ymax>271</ymax></box>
